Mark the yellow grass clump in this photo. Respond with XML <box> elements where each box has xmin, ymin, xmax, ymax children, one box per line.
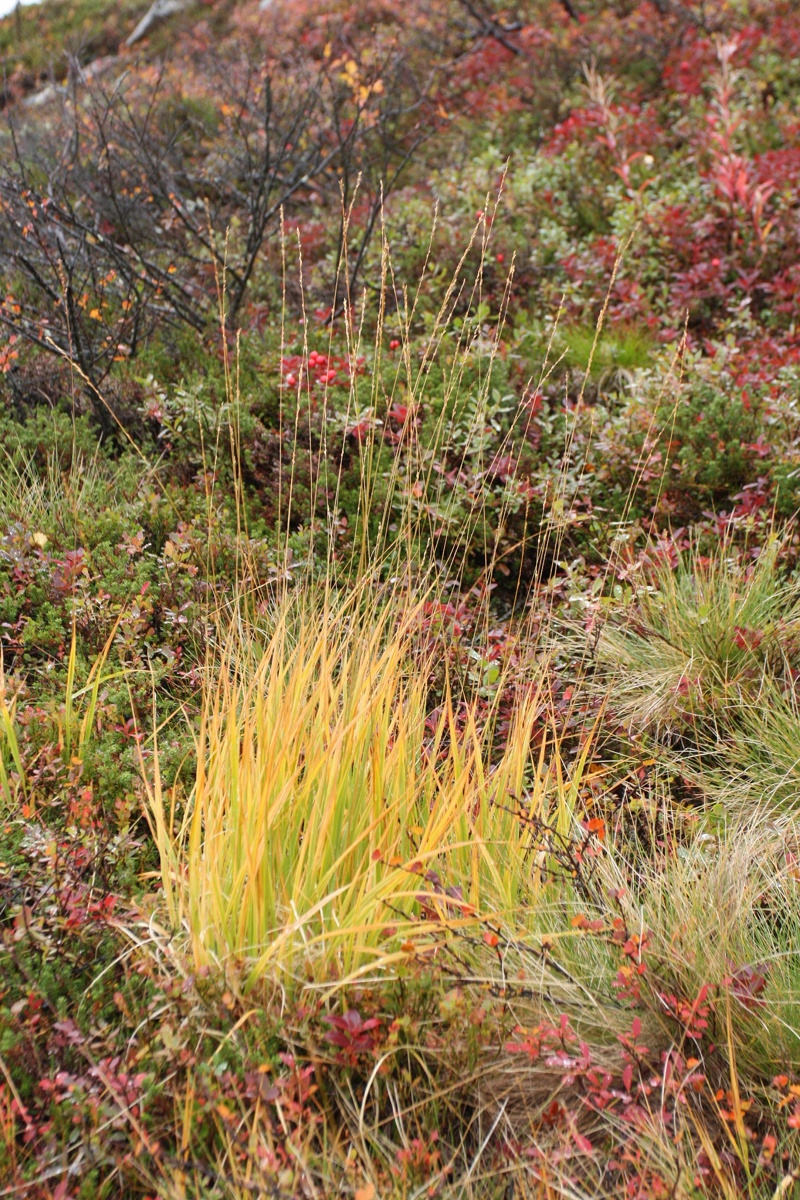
<box><xmin>143</xmin><ymin>587</ymin><xmax>590</xmax><ymax>992</ymax></box>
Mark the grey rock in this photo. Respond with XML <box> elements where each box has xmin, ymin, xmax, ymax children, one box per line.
<box><xmin>22</xmin><ymin>54</ymin><xmax>121</xmax><ymax>108</ymax></box>
<box><xmin>126</xmin><ymin>0</ymin><xmax>192</xmax><ymax>47</ymax></box>
<box><xmin>23</xmin><ymin>82</ymin><xmax>65</xmax><ymax>108</ymax></box>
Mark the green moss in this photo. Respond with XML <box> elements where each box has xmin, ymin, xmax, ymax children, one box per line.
<box><xmin>562</xmin><ymin>322</ymin><xmax>655</xmax><ymax>378</ymax></box>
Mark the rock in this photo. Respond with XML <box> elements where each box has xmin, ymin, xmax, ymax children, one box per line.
<box><xmin>23</xmin><ymin>82</ymin><xmax>65</xmax><ymax>108</ymax></box>
<box><xmin>22</xmin><ymin>55</ymin><xmax>121</xmax><ymax>108</ymax></box>
<box><xmin>81</xmin><ymin>56</ymin><xmax>120</xmax><ymax>84</ymax></box>
<box><xmin>125</xmin><ymin>0</ymin><xmax>192</xmax><ymax>47</ymax></box>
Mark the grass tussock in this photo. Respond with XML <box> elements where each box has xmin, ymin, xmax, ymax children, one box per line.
<box><xmin>144</xmin><ymin>584</ymin><xmax>597</xmax><ymax>991</ymax></box>
<box><xmin>596</xmin><ymin>535</ymin><xmax>800</xmax><ymax>733</ymax></box>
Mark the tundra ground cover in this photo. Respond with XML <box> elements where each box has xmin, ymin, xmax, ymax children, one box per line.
<box><xmin>2</xmin><ymin>0</ymin><xmax>800</xmax><ymax>1196</ymax></box>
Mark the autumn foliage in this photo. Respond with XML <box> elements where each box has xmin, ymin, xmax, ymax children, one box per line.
<box><xmin>2</xmin><ymin>0</ymin><xmax>800</xmax><ymax>1197</ymax></box>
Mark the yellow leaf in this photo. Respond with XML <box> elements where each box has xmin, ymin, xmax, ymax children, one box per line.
<box><xmin>31</xmin><ymin>532</ymin><xmax>48</xmax><ymax>548</ymax></box>
<box><xmin>89</xmin><ymin>308</ymin><xmax>102</xmax><ymax>320</ymax></box>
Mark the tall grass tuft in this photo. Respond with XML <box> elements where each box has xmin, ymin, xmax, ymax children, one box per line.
<box><xmin>596</xmin><ymin>534</ymin><xmax>800</xmax><ymax>734</ymax></box>
<box><xmin>0</xmin><ymin>624</ymin><xmax>119</xmax><ymax>814</ymax></box>
<box><xmin>134</xmin><ymin>205</ymin><xmax>609</xmax><ymax>992</ymax></box>
<box><xmin>142</xmin><ymin>581</ymin><xmax>599</xmax><ymax>992</ymax></box>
